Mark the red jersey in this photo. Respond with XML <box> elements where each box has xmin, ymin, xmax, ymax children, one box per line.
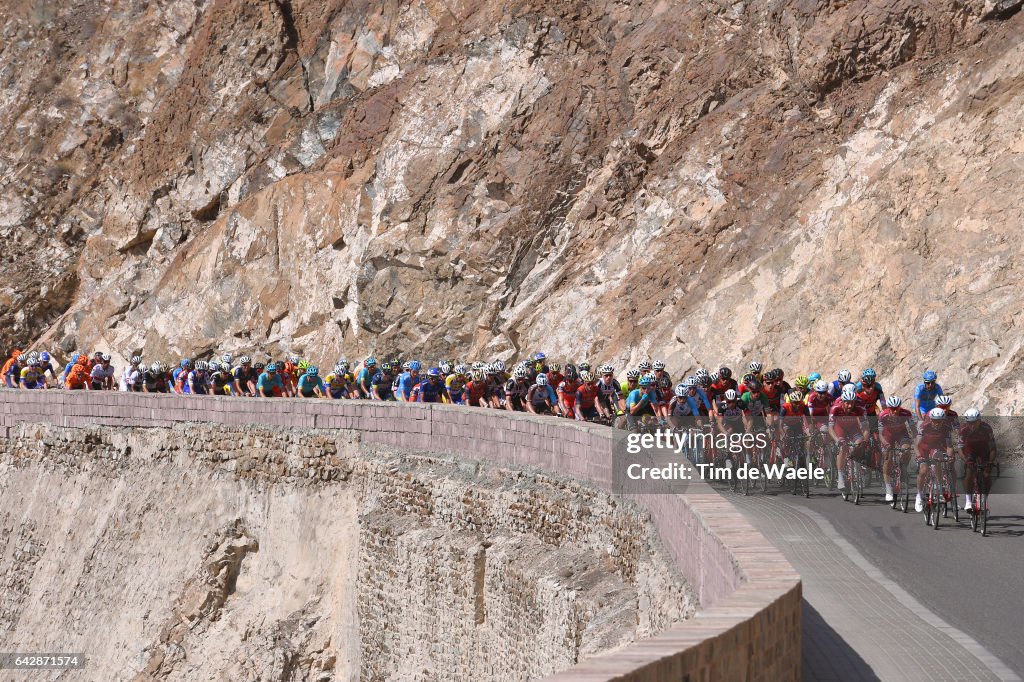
<box><xmin>877</xmin><ymin>407</ymin><xmax>913</xmax><ymax>443</ymax></box>
<box><xmin>806</xmin><ymin>392</ymin><xmax>832</xmax><ymax>417</ymax></box>
<box><xmin>547</xmin><ymin>371</ymin><xmax>564</xmax><ymax>389</ymax></box>
<box><xmin>576</xmin><ymin>383</ymin><xmax>599</xmax><ymax>409</ymax></box>
<box><xmin>558</xmin><ymin>379</ymin><xmax>581</xmax><ymax>400</ymax></box>
<box><xmin>465</xmin><ymin>380</ymin><xmax>488</xmax><ymax>404</ymax></box>
<box><xmin>707</xmin><ymin>378</ymin><xmax>738</xmax><ymax>400</ymax></box>
<box><xmin>856</xmin><ymin>383</ymin><xmax>884</xmax><ymax>415</ymax></box>
<box><xmin>917</xmin><ymin>416</ymin><xmax>953</xmax><ymax>453</ymax></box>
<box><xmin>959</xmin><ymin>422</ymin><xmax>995</xmax><ymax>461</ymax></box>
<box><xmin>829</xmin><ymin>402</ymin><xmax>865</xmax><ymax>438</ymax></box>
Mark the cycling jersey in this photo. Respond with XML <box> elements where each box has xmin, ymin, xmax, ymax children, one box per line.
<box><xmin>527</xmin><ymin>383</ymin><xmax>552</xmax><ymax>409</ymax></box>
<box><xmin>877</xmin><ymin>407</ymin><xmax>914</xmax><ymax>444</ymax></box>
<box><xmin>397</xmin><ymin>372</ymin><xmax>420</xmax><ymax>401</ymax></box>
<box><xmin>914</xmin><ymin>382</ymin><xmax>944</xmax><ymax>414</ymax></box>
<box><xmin>172</xmin><ymin>367</ymin><xmax>188</xmax><ymax>394</ymax></box>
<box><xmin>297</xmin><ymin>374</ymin><xmax>325</xmax><ymax>397</ymax></box>
<box><xmin>187</xmin><ymin>370</ymin><xmax>209</xmax><ymax>395</ymax></box>
<box><xmin>446</xmin><ymin>375</ymin><xmax>466</xmax><ymax>404</ymax></box>
<box><xmin>90</xmin><ymin>363</ymin><xmax>115</xmax><ymax>389</ymax></box>
<box><xmin>464</xmin><ymin>380</ymin><xmax>488</xmax><ymax>405</ymax></box>
<box><xmin>806</xmin><ymin>392</ymin><xmax>832</xmax><ymax>418</ymax></box>
<box><xmin>558</xmin><ymin>379</ymin><xmax>581</xmax><ymax>415</ymax></box>
<box><xmin>829</xmin><ymin>402</ymin><xmax>865</xmax><ymax>439</ymax></box>
<box><xmin>740</xmin><ymin>391</ymin><xmax>771</xmax><ymax>417</ymax></box>
<box><xmin>916</xmin><ymin>415</ymin><xmax>953</xmax><ymax>460</ymax></box>
<box><xmin>779</xmin><ymin>401</ymin><xmax>809</xmax><ymax>436</ymax></box>
<box><xmin>415</xmin><ymin>378</ymin><xmax>446</xmax><ymax>403</ymax></box>
<box><xmin>854</xmin><ymin>381</ymin><xmax>884</xmax><ymax>415</ymax></box>
<box><xmin>357</xmin><ymin>367</ymin><xmax>376</xmax><ymax>395</ymax></box>
<box><xmin>707</xmin><ymin>378</ymin><xmax>738</xmax><ymax>401</ymax></box>
<box><xmin>575</xmin><ymin>383</ymin><xmax>599</xmax><ymax>410</ymax></box>
<box><xmin>959</xmin><ymin>422</ymin><xmax>995</xmax><ymax>462</ymax></box>
<box><xmin>19</xmin><ymin>366</ymin><xmax>42</xmax><ymax>388</ymax></box>
<box><xmin>595</xmin><ymin>377</ymin><xmax>620</xmax><ymax>403</ymax></box>
<box><xmin>211</xmin><ymin>371</ymin><xmax>233</xmax><ymax>394</ymax></box>
<box><xmin>669</xmin><ymin>395</ymin><xmax>696</xmax><ymax>417</ymax></box>
<box><xmin>716</xmin><ymin>399</ymin><xmax>745</xmax><ymax>429</ymax></box>
<box><xmin>325</xmin><ymin>372</ymin><xmax>351</xmax><ymax>399</ymax></box>
<box><xmin>143</xmin><ymin>370</ymin><xmax>168</xmax><ymax>393</ymax></box>
<box><xmin>257</xmin><ymin>372</ymin><xmax>284</xmax><ymax>396</ymax></box>
<box><xmin>233</xmin><ymin>366</ymin><xmax>258</xmax><ymax>393</ymax></box>
<box><xmin>626</xmin><ymin>388</ymin><xmax>656</xmax><ymax>415</ymax></box>
<box><xmin>505</xmin><ymin>378</ymin><xmax>530</xmax><ymax>401</ymax></box>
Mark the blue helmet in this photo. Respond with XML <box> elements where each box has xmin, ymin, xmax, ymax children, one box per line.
<box><xmin>180</xmin><ymin>359</ymin><xmax>191</xmax><ymax>368</ymax></box>
<box><xmin>638</xmin><ymin>375</ymin><xmax>654</xmax><ymax>387</ymax></box>
<box><xmin>266</xmin><ymin>363</ymin><xmax>278</xmax><ymax>372</ymax></box>
<box><xmin>923</xmin><ymin>370</ymin><xmax>937</xmax><ymax>382</ymax></box>
<box><xmin>365</xmin><ymin>357</ymin><xmax>377</xmax><ymax>367</ymax></box>
<box><xmin>427</xmin><ymin>367</ymin><xmax>441</xmax><ymax>378</ymax></box>
<box><xmin>72</xmin><ymin>352</ymin><xmax>81</xmax><ymax>362</ymax></box>
<box><xmin>808</xmin><ymin>372</ymin><xmax>821</xmax><ymax>383</ymax></box>
<box><xmin>40</xmin><ymin>351</ymin><xmax>50</xmax><ymax>362</ymax></box>
<box><xmin>409</xmin><ymin>360</ymin><xmax>422</xmax><ymax>371</ymax></box>
<box><xmin>862</xmin><ymin>368</ymin><xmax>876</xmax><ymax>379</ymax></box>
<box><xmin>534</xmin><ymin>352</ymin><xmax>546</xmax><ymax>361</ymax></box>
<box><xmin>306</xmin><ymin>366</ymin><xmax>318</xmax><ymax>376</ymax></box>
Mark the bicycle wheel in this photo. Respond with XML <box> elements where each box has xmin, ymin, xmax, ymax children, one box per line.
<box><xmin>970</xmin><ymin>493</ymin><xmax>979</xmax><ymax>533</ymax></box>
<box><xmin>981</xmin><ymin>496</ymin><xmax>988</xmax><ymax>536</ymax></box>
<box><xmin>899</xmin><ymin>467</ymin><xmax>910</xmax><ymax>513</ymax></box>
<box><xmin>924</xmin><ymin>497</ymin><xmax>933</xmax><ymax>526</ymax></box>
<box><xmin>890</xmin><ymin>459</ymin><xmax>900</xmax><ymax>510</ymax></box>
<box><xmin>841</xmin><ymin>458</ymin><xmax>851</xmax><ymax>502</ymax></box>
<box><xmin>931</xmin><ymin>482</ymin><xmax>941</xmax><ymax>529</ymax></box>
<box><xmin>760</xmin><ymin>449</ymin><xmax>769</xmax><ymax>493</ymax></box>
<box><xmin>804</xmin><ymin>455</ymin><xmax>812</xmax><ymax>498</ymax></box>
<box><xmin>855</xmin><ymin>464</ymin><xmax>864</xmax><ymax>505</ymax></box>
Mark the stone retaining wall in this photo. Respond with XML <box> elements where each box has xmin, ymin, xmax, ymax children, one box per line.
<box><xmin>0</xmin><ymin>389</ymin><xmax>801</xmax><ymax>681</ymax></box>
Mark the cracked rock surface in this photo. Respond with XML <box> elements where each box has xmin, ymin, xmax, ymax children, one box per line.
<box><xmin>1</xmin><ymin>1</ymin><xmax>1023</xmax><ymax>407</ymax></box>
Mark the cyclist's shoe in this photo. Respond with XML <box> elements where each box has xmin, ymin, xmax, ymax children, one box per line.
<box><xmin>914</xmin><ymin>494</ymin><xmax>923</xmax><ymax>513</ymax></box>
<box><xmin>885</xmin><ymin>483</ymin><xmax>894</xmax><ymax>502</ymax></box>
<box><xmin>963</xmin><ymin>495</ymin><xmax>972</xmax><ymax>511</ymax></box>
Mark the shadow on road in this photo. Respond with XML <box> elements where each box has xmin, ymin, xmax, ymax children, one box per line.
<box><xmin>984</xmin><ymin>514</ymin><xmax>1024</xmax><ymax>538</ymax></box>
<box><xmin>803</xmin><ymin>599</ymin><xmax>881</xmax><ymax>681</ymax></box>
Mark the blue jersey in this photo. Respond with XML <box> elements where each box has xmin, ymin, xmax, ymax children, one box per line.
<box><xmin>357</xmin><ymin>367</ymin><xmax>376</xmax><ymax>392</ymax></box>
<box><xmin>417</xmin><ymin>378</ymin><xmax>447</xmax><ymax>403</ymax></box>
<box><xmin>297</xmin><ymin>374</ymin><xmax>325</xmax><ymax>397</ymax></box>
<box><xmin>257</xmin><ymin>371</ymin><xmax>284</xmax><ymax>395</ymax></box>
<box><xmin>914</xmin><ymin>382</ymin><xmax>944</xmax><ymax>414</ymax></box>
<box><xmin>397</xmin><ymin>372</ymin><xmax>420</xmax><ymax>400</ymax></box>
<box><xmin>626</xmin><ymin>388</ymin><xmax>656</xmax><ymax>411</ymax></box>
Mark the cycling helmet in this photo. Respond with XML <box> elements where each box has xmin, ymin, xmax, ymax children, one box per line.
<box><xmin>746</xmin><ymin>378</ymin><xmax>762</xmax><ymax>392</ymax></box>
<box><xmin>365</xmin><ymin>357</ymin><xmax>377</xmax><ymax>368</ymax></box>
<box><xmin>286</xmin><ymin>353</ymin><xmax>299</xmax><ymax>364</ymax></box>
<box><xmin>409</xmin><ymin>361</ymin><xmax>422</xmax><ymax>371</ymax></box>
<box><xmin>578</xmin><ymin>370</ymin><xmax>592</xmax><ymax>382</ymax></box>
<box><xmin>381</xmin><ymin>361</ymin><xmax>394</xmax><ymax>372</ymax></box>
<box><xmin>794</xmin><ymin>375</ymin><xmax>809</xmax><ymax>389</ymax></box>
<box><xmin>180</xmin><ymin>359</ymin><xmax>190</xmax><ymax>368</ymax></box>
<box><xmin>928</xmin><ymin>407</ymin><xmax>945</xmax><ymax>420</ymax></box>
<box><xmin>100</xmin><ymin>353</ymin><xmax>111</xmax><ymax>362</ymax></box>
<box><xmin>862</xmin><ymin>368</ymin><xmax>877</xmax><ymax>379</ymax></box>
<box><xmin>196</xmin><ymin>360</ymin><xmax>208</xmax><ymax>371</ymax></box>
<box><xmin>764</xmin><ymin>369</ymin><xmax>780</xmax><ymax>382</ymax></box>
<box><xmin>71</xmin><ymin>352</ymin><xmax>81</xmax><ymax>363</ymax></box>
<box><xmin>696</xmin><ymin>368</ymin><xmax>709</xmax><ymax>379</ymax></box>
<box><xmin>724</xmin><ymin>389</ymin><xmax>738</xmax><ymax>401</ymax></box>
<box><xmin>402</xmin><ymin>361</ymin><xmax>412</xmax><ymax>371</ymax></box>
<box><xmin>534</xmin><ymin>352</ymin><xmax>546</xmax><ymax>361</ymax></box>
<box><xmin>130</xmin><ymin>355</ymin><xmax>141</xmax><ymax>365</ymax></box>
<box><xmin>564</xmin><ymin>365</ymin><xmax>579</xmax><ymax>380</ymax></box>
<box><xmin>814</xmin><ymin>380</ymin><xmax>828</xmax><ymax>393</ymax></box>
<box><xmin>653</xmin><ymin>360</ymin><xmax>666</xmax><ymax>371</ymax></box>
<box><xmin>626</xmin><ymin>369</ymin><xmax>640</xmax><ymax>380</ymax></box>
<box><xmin>222</xmin><ymin>353</ymin><xmax>233</xmax><ymax>365</ymax></box>
<box><xmin>266</xmin><ymin>363</ymin><xmax>278</xmax><ymax>372</ymax></box>
<box><xmin>494</xmin><ymin>360</ymin><xmax>506</xmax><ymax>372</ymax></box>
<box><xmin>536</xmin><ymin>374</ymin><xmax>548</xmax><ymax>386</ymax></box>
<box><xmin>487</xmin><ymin>362</ymin><xmax>500</xmax><ymax>374</ymax></box>
<box><xmin>579</xmin><ymin>361</ymin><xmax>591</xmax><ymax>372</ymax></box>
<box><xmin>26</xmin><ymin>358</ymin><xmax>39</xmax><ymax>367</ymax></box>
<box><xmin>838</xmin><ymin>369</ymin><xmax>852</xmax><ymax>383</ymax></box>
<box><xmin>699</xmin><ymin>374</ymin><xmax>711</xmax><ymax>387</ymax></box>
<box><xmin>252</xmin><ymin>362</ymin><xmax>264</xmax><ymax>371</ymax></box>
<box><xmin>638</xmin><ymin>360</ymin><xmax>652</xmax><ymax>372</ymax></box>
<box><xmin>742</xmin><ymin>373</ymin><xmax>755</xmax><ymax>386</ymax></box>
<box><xmin>439</xmin><ymin>361</ymin><xmax>453</xmax><ymax>374</ymax></box>
<box><xmin>841</xmin><ymin>385</ymin><xmax>857</xmax><ymax>401</ymax></box>
<box><xmin>808</xmin><ymin>372</ymin><xmax>821</xmax><ymax>383</ymax></box>
<box><xmin>685</xmin><ymin>376</ymin><xmax>697</xmax><ymax>387</ymax></box>
<box><xmin>885</xmin><ymin>395</ymin><xmax>902</xmax><ymax>408</ymax></box>
<box><xmin>658</xmin><ymin>375</ymin><xmax>672</xmax><ymax>389</ymax></box>
<box><xmin>40</xmin><ymin>351</ymin><xmax>50</xmax><ymax>362</ymax></box>
<box><xmin>150</xmin><ymin>362</ymin><xmax>162</xmax><ymax>372</ymax></box>
<box><xmin>338</xmin><ymin>361</ymin><xmax>350</xmax><ymax>372</ymax></box>
<box><xmin>210</xmin><ymin>361</ymin><xmax>221</xmax><ymax>372</ymax></box>
<box><xmin>788</xmin><ymin>392</ymin><xmax>803</xmax><ymax>404</ymax></box>
<box><xmin>306</xmin><ymin>366</ymin><xmax>318</xmax><ymax>376</ymax></box>
<box><xmin>964</xmin><ymin>408</ymin><xmax>981</xmax><ymax>422</ymax></box>
<box><xmin>638</xmin><ymin>375</ymin><xmax>654</xmax><ymax>387</ymax></box>
<box><xmin>550</xmin><ymin>362</ymin><xmax>562</xmax><ymax>372</ymax></box>
<box><xmin>454</xmin><ymin>364</ymin><xmax>467</xmax><ymax>375</ymax></box>
<box><xmin>748</xmin><ymin>360</ymin><xmax>762</xmax><ymax>373</ymax></box>
<box><xmin>936</xmin><ymin>395</ymin><xmax>952</xmax><ymax>406</ymax></box>
<box><xmin>719</xmin><ymin>366</ymin><xmax>732</xmax><ymax>379</ymax></box>
<box><xmin>514</xmin><ymin>366</ymin><xmax>529</xmax><ymax>379</ymax></box>
<box><xmin>599</xmin><ymin>364</ymin><xmax>614</xmax><ymax>375</ymax></box>
<box><xmin>427</xmin><ymin>367</ymin><xmax>441</xmax><ymax>378</ymax></box>
<box><xmin>923</xmin><ymin>370</ymin><xmax>937</xmax><ymax>382</ymax></box>
<box><xmin>709</xmin><ymin>371</ymin><xmax>720</xmax><ymax>383</ymax></box>
<box><xmin>239</xmin><ymin>355</ymin><xmax>251</xmax><ymax>364</ymax></box>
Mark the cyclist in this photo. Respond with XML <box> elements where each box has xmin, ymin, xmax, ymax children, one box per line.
<box><xmin>829</xmin><ymin>385</ymin><xmax>869</xmax><ymax>494</ymax></box>
<box><xmin>914</xmin><ymin>370</ymin><xmax>944</xmax><ymax>416</ymax></box>
<box><xmin>65</xmin><ymin>356</ymin><xmax>92</xmax><ymax>390</ymax></box>
<box><xmin>557</xmin><ymin>365</ymin><xmax>582</xmax><ymax>418</ymax></box>
<box><xmin>172</xmin><ymin>360</ymin><xmax>192</xmax><ymax>394</ymax></box>
<box><xmin>935</xmin><ymin>395</ymin><xmax>958</xmax><ymax>428</ymax></box>
<box><xmin>90</xmin><ymin>354</ymin><xmax>115</xmax><ymax>390</ymax></box>
<box><xmin>915</xmin><ymin>407</ymin><xmax>955</xmax><ymax>512</ymax></box>
<box><xmin>526</xmin><ymin>374</ymin><xmax>554</xmax><ymax>415</ymax></box>
<box><xmin>762</xmin><ymin>369</ymin><xmax>785</xmax><ymax>413</ymax></box>
<box><xmin>625</xmin><ymin>375</ymin><xmax>658</xmax><ymax>431</ymax></box>
<box><xmin>574</xmin><ymin>371</ymin><xmax>600</xmax><ymax>421</ymax></box>
<box><xmin>257</xmin><ymin>363</ymin><xmax>285</xmax><ymax>397</ymax></box>
<box><xmin>368</xmin><ymin>362</ymin><xmax>394</xmax><ymax>400</ymax></box>
<box><xmin>357</xmin><ymin>358</ymin><xmax>378</xmax><ymax>398</ymax></box>
<box><xmin>188</xmin><ymin>361</ymin><xmax>211</xmax><ymax>395</ymax></box>
<box><xmin>19</xmin><ymin>358</ymin><xmax>43</xmax><ymax>389</ymax></box>
<box><xmin>504</xmin><ymin>366</ymin><xmax>531</xmax><ymax>411</ymax></box>
<box><xmin>210</xmin><ymin>361</ymin><xmax>234</xmax><ymax>396</ymax></box>
<box><xmin>878</xmin><ymin>395</ymin><xmax>915</xmax><ymax>502</ymax></box>
<box><xmin>959</xmin><ymin>408</ymin><xmax>996</xmax><ymax>513</ymax></box>
<box><xmin>779</xmin><ymin>390</ymin><xmax>811</xmax><ymax>481</ymax></box>
<box><xmin>464</xmin><ymin>369</ymin><xmax>490</xmax><ymax>407</ymax></box>
<box><xmin>2</xmin><ymin>349</ymin><xmax>22</xmax><ymax>388</ymax></box>
<box><xmin>652</xmin><ymin>360</ymin><xmax>672</xmax><ymax>387</ymax></box>
<box><xmin>324</xmin><ymin>364</ymin><xmax>351</xmax><ymax>399</ymax></box>
<box><xmin>546</xmin><ymin>363</ymin><xmax>565</xmax><ymax>394</ymax></box>
<box><xmin>36</xmin><ymin>351</ymin><xmax>56</xmax><ymax>387</ymax></box>
<box><xmin>396</xmin><ymin>361</ymin><xmax>422</xmax><ymax>401</ymax></box>
<box><xmin>233</xmin><ymin>356</ymin><xmax>258</xmax><ymax>396</ymax></box>
<box><xmin>855</xmin><ymin>369</ymin><xmax>884</xmax><ymax>415</ymax></box>
<box><xmin>620</xmin><ymin>368</ymin><xmax>640</xmax><ymax>397</ymax></box>
<box><xmin>121</xmin><ymin>356</ymin><xmax>143</xmax><ymax>392</ymax></box>
<box><xmin>446</xmin><ymin>364</ymin><xmax>468</xmax><ymax>404</ymax></box>
<box><xmin>595</xmin><ymin>364</ymin><xmax>623</xmax><ymax>418</ymax></box>
<box><xmin>294</xmin><ymin>366</ymin><xmax>324</xmax><ymax>398</ymax></box>
<box><xmin>415</xmin><ymin>367</ymin><xmax>449</xmax><ymax>403</ymax></box>
<box><xmin>829</xmin><ymin>370</ymin><xmax>853</xmax><ymax>401</ymax></box>
<box><xmin>143</xmin><ymin>362</ymin><xmax>169</xmax><ymax>393</ymax></box>
<box><xmin>807</xmin><ymin>381</ymin><xmax>832</xmax><ymax>423</ymax></box>
<box><xmin>531</xmin><ymin>352</ymin><xmax>549</xmax><ymax>379</ymax></box>
<box><xmin>485</xmin><ymin>363</ymin><xmax>506</xmax><ymax>408</ymax></box>
<box><xmin>740</xmin><ymin>379</ymin><xmax>771</xmax><ymax>423</ymax></box>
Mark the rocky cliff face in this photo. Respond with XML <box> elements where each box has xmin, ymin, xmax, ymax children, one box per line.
<box><xmin>2</xmin><ymin>0</ymin><xmax>1023</xmax><ymax>408</ymax></box>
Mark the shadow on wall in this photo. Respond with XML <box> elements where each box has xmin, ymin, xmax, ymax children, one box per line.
<box><xmin>802</xmin><ymin>599</ymin><xmax>880</xmax><ymax>682</ymax></box>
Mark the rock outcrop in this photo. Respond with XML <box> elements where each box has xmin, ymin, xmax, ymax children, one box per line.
<box><xmin>1</xmin><ymin>0</ymin><xmax>1023</xmax><ymax>408</ymax></box>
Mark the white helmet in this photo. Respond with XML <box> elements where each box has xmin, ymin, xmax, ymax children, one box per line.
<box><xmin>748</xmin><ymin>361</ymin><xmax>762</xmax><ymax>372</ymax></box>
<box><xmin>653</xmin><ymin>360</ymin><xmax>666</xmax><ymax>370</ymax></box>
<box><xmin>885</xmin><ymin>395</ymin><xmax>902</xmax><ymax>408</ymax></box>
<box><xmin>674</xmin><ymin>383</ymin><xmax>687</xmax><ymax>398</ymax></box>
<box><xmin>695</xmin><ymin>368</ymin><xmax>709</xmax><ymax>379</ymax></box>
<box><xmin>838</xmin><ymin>369</ymin><xmax>852</xmax><ymax>383</ymax></box>
<box><xmin>841</xmin><ymin>385</ymin><xmax>857</xmax><ymax>401</ymax></box>
<box><xmin>536</xmin><ymin>374</ymin><xmax>548</xmax><ymax>386</ymax></box>
<box><xmin>936</xmin><ymin>395</ymin><xmax>952</xmax><ymax>406</ymax></box>
<box><xmin>494</xmin><ymin>360</ymin><xmax>506</xmax><ymax>372</ymax></box>
<box><xmin>928</xmin><ymin>407</ymin><xmax>946</xmax><ymax>420</ymax></box>
<box><xmin>964</xmin><ymin>408</ymin><xmax>981</xmax><ymax>422</ymax></box>
<box><xmin>814</xmin><ymin>380</ymin><xmax>828</xmax><ymax>393</ymax></box>
<box><xmin>724</xmin><ymin>389</ymin><xmax>738</xmax><ymax>401</ymax></box>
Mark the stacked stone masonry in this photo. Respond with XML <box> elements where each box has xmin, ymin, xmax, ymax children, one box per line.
<box><xmin>0</xmin><ymin>390</ymin><xmax>801</xmax><ymax>681</ymax></box>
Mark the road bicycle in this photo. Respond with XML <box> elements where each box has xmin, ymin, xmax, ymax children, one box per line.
<box><xmin>920</xmin><ymin>451</ymin><xmax>952</xmax><ymax>529</ymax></box>
<box><xmin>840</xmin><ymin>439</ymin><xmax>866</xmax><ymax>504</ymax></box>
<box><xmin>887</xmin><ymin>442</ymin><xmax>911</xmax><ymax>513</ymax></box>
<box><xmin>967</xmin><ymin>459</ymin><xmax>992</xmax><ymax>536</ymax></box>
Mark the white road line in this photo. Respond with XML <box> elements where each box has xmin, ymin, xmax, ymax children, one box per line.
<box><xmin>794</xmin><ymin>502</ymin><xmax>1022</xmax><ymax>682</ymax></box>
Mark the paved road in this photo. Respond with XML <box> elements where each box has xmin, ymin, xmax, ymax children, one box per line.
<box><xmin>717</xmin><ymin>468</ymin><xmax>1024</xmax><ymax>681</ymax></box>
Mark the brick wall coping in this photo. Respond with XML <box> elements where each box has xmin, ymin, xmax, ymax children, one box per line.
<box><xmin>0</xmin><ymin>389</ymin><xmax>801</xmax><ymax>681</ymax></box>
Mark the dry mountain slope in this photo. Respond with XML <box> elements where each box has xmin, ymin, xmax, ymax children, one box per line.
<box><xmin>0</xmin><ymin>0</ymin><xmax>1022</xmax><ymax>408</ymax></box>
